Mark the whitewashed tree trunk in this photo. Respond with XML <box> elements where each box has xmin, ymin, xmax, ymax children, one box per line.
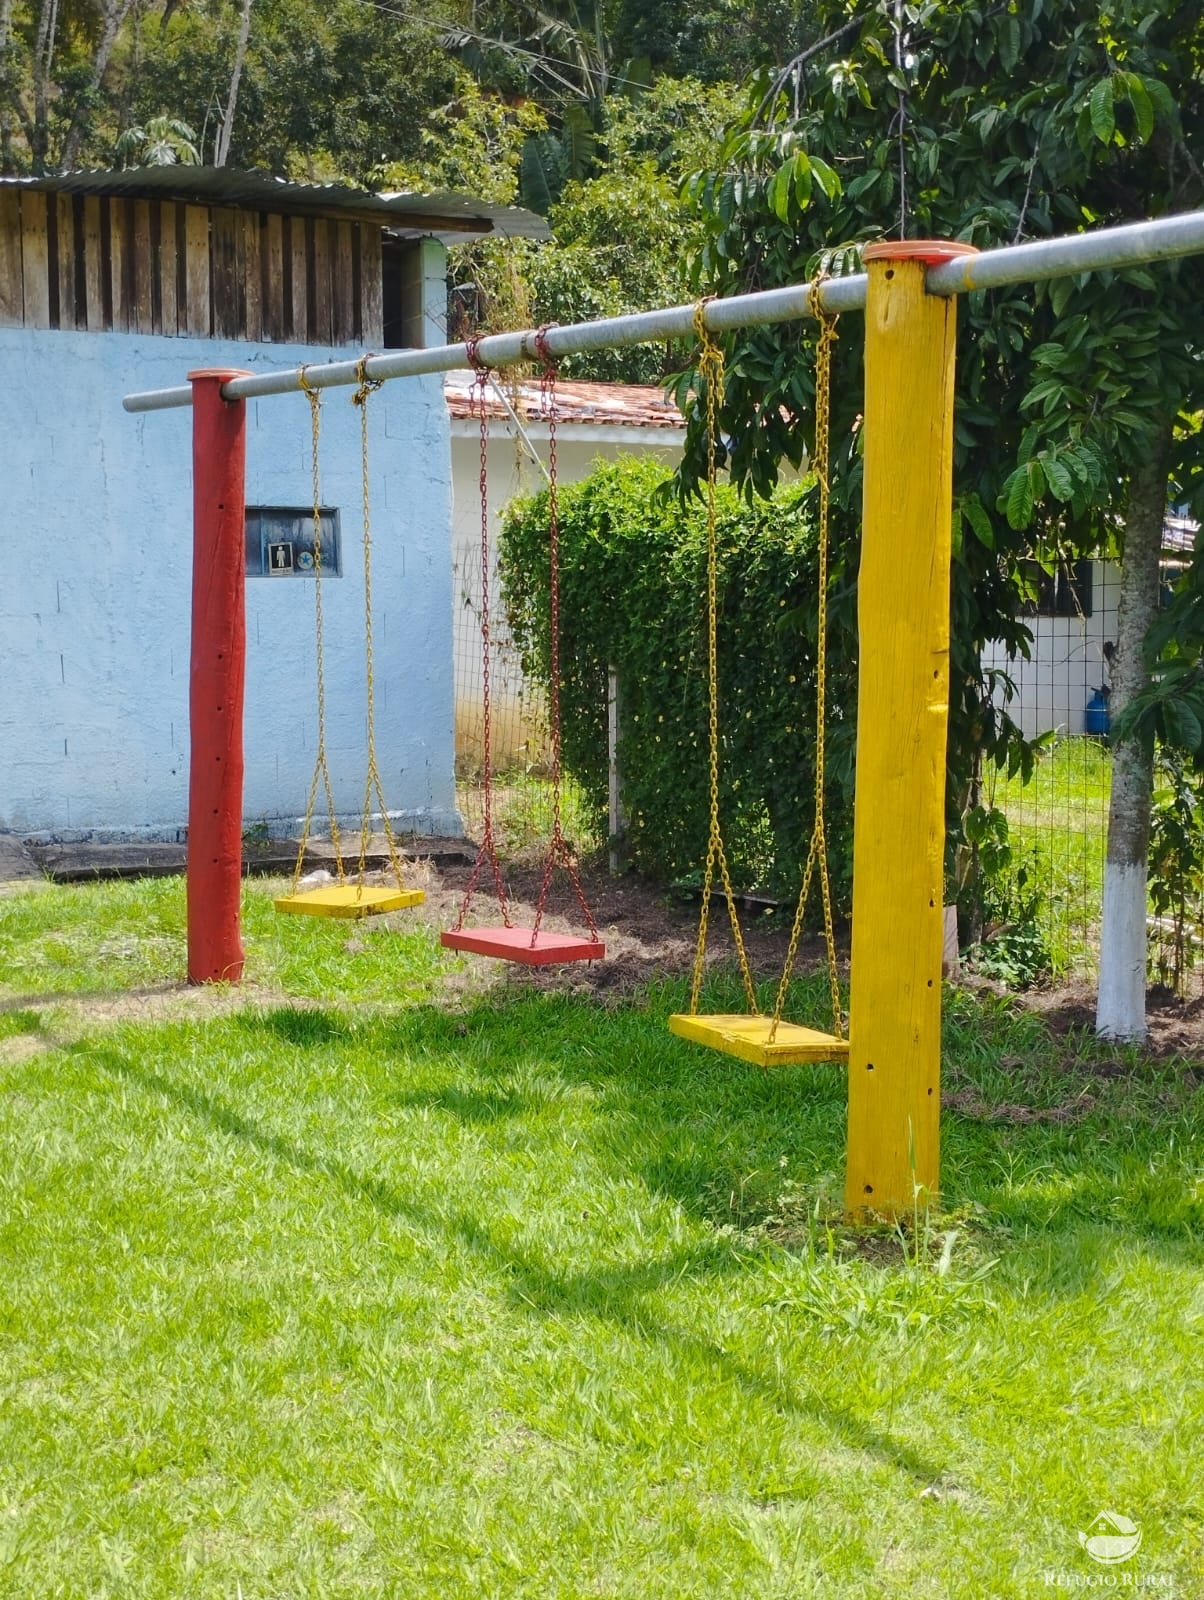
<box><xmin>1096</xmin><ymin>421</ymin><xmax>1173</xmax><ymax>1041</ymax></box>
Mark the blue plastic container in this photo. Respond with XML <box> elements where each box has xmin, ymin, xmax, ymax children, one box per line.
<box><xmin>1084</xmin><ymin>689</ymin><xmax>1110</xmax><ymax>736</ymax></box>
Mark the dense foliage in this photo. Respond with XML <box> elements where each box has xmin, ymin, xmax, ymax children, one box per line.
<box><xmin>673</xmin><ymin>0</ymin><xmax>1204</xmax><ymax>907</ymax></box>
<box><xmin>0</xmin><ymin>0</ymin><xmax>461</xmax><ymax>178</ymax></box>
<box><xmin>499</xmin><ymin>456</ymin><xmax>858</xmax><ymax>897</ymax></box>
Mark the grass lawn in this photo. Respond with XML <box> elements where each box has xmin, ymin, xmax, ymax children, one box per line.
<box><xmin>0</xmin><ymin>876</ymin><xmax>1201</xmax><ymax>1597</ymax></box>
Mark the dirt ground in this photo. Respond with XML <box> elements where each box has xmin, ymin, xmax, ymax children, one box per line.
<box><xmin>417</xmin><ymin>858</ymin><xmax>1204</xmax><ymax>1064</ymax></box>
<box><xmin>417</xmin><ymin>856</ymin><xmax>831</xmax><ymax>999</ymax></box>
<box><xmin>6</xmin><ymin>848</ymin><xmax>1204</xmax><ymax>1066</ymax></box>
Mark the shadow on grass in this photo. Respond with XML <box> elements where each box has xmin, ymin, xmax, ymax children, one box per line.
<box><xmin>373</xmin><ymin>987</ymin><xmax>1204</xmax><ymax>1251</ymax></box>
<box><xmin>90</xmin><ymin>1038</ymin><xmax>946</xmax><ymax>1487</ymax></box>
<box><xmin>82</xmin><ymin>983</ymin><xmax>1201</xmax><ymax>1389</ymax></box>
<box><xmin>239</xmin><ymin>1005</ymin><xmax>356</xmax><ymax>1047</ymax></box>
<box><xmin>219</xmin><ymin>984</ymin><xmax>1204</xmax><ymax>1250</ymax></box>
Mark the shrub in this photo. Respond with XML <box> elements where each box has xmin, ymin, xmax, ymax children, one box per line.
<box><xmin>499</xmin><ymin>456</ymin><xmax>858</xmax><ymax>899</ymax></box>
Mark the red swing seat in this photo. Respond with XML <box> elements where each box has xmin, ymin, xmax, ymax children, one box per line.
<box><xmin>442</xmin><ymin>337</ymin><xmax>604</xmax><ymax>970</ymax></box>
<box><xmin>440</xmin><ymin>925</ymin><xmax>604</xmax><ymax>965</ymax></box>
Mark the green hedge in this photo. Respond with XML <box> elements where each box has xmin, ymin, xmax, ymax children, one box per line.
<box><xmin>499</xmin><ymin>456</ymin><xmax>858</xmax><ymax>900</ymax></box>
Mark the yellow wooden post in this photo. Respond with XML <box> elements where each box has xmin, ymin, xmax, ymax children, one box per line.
<box><xmin>844</xmin><ymin>241</ymin><xmax>976</xmax><ymax>1218</ymax></box>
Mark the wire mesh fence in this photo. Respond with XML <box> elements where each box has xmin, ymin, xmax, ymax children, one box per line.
<box><xmin>983</xmin><ymin>557</ymin><xmax>1116</xmax><ymax>981</ymax></box>
<box><xmin>987</xmin><ymin>556</ymin><xmax>1204</xmax><ymax>992</ymax></box>
<box><xmin>452</xmin><ymin>540</ymin><xmax>586</xmax><ymax>860</ymax></box>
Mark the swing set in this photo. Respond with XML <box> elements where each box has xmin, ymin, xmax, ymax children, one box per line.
<box><xmin>439</xmin><ymin>332</ymin><xmax>605</xmax><ymax>966</ymax></box>
<box><xmin>668</xmin><ymin>297</ymin><xmax>848</xmax><ymax>1068</ymax></box>
<box><xmin>274</xmin><ymin>360</ymin><xmax>425</xmax><ymax>920</ymax></box>
<box><xmin>126</xmin><ymin>208</ymin><xmax>1204</xmax><ymax>1217</ymax></box>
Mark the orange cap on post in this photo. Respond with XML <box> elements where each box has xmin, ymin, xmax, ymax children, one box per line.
<box><xmin>863</xmin><ymin>240</ymin><xmax>980</xmax><ymax>267</ymax></box>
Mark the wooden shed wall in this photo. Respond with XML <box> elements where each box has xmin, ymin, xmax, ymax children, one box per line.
<box><xmin>0</xmin><ymin>191</ymin><xmax>384</xmax><ymax>345</ymax></box>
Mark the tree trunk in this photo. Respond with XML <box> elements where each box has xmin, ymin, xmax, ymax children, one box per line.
<box><xmin>214</xmin><ymin>0</ymin><xmax>253</xmax><ymax>168</ymax></box>
<box><xmin>59</xmin><ymin>0</ymin><xmax>139</xmax><ymax>172</ymax></box>
<box><xmin>30</xmin><ymin>0</ymin><xmax>59</xmax><ymax>173</ymax></box>
<box><xmin>0</xmin><ymin>0</ymin><xmax>15</xmax><ymax>172</ymax></box>
<box><xmin>1096</xmin><ymin>418</ymin><xmax>1174</xmax><ymax>1041</ymax></box>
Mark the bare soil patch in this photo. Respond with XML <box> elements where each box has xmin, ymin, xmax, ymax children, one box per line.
<box><xmin>417</xmin><ymin>857</ymin><xmax>839</xmax><ymax>1003</ymax></box>
<box><xmin>8</xmin><ymin>850</ymin><xmax>1204</xmax><ymax>1066</ymax></box>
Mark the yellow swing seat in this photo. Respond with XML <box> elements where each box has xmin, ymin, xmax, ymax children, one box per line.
<box><xmin>278</xmin><ymin>361</ymin><xmax>423</xmax><ymax>926</ymax></box>
<box><xmin>274</xmin><ymin>883</ymin><xmax>425</xmax><ymax>919</ymax></box>
<box><xmin>669</xmin><ymin>1012</ymin><xmax>849</xmax><ymax>1068</ymax></box>
<box><xmin>671</xmin><ymin>295</ymin><xmax>846</xmax><ymax>1072</ymax></box>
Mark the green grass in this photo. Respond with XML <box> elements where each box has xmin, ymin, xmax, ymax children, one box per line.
<box><xmin>0</xmin><ymin>874</ymin><xmax>449</xmax><ymax>1003</ymax></box>
<box><xmin>992</xmin><ymin>735</ymin><xmax>1112</xmax><ymax>976</ymax></box>
<box><xmin>0</xmin><ymin>878</ymin><xmax>1201</xmax><ymax>1597</ymax></box>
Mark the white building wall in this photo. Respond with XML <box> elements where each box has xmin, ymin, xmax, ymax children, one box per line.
<box><xmin>0</xmin><ymin>328</ymin><xmax>460</xmax><ymax>839</ymax></box>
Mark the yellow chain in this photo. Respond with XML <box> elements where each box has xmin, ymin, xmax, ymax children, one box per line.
<box><xmin>351</xmin><ymin>358</ymin><xmax>410</xmax><ymax>894</ymax></box>
<box><xmin>687</xmin><ymin>302</ymin><xmax>759</xmax><ymax>1017</ymax></box>
<box><xmin>769</xmin><ymin>275</ymin><xmax>844</xmax><ymax>1041</ymax></box>
<box><xmin>291</xmin><ymin>367</ymin><xmax>346</xmax><ymax>891</ymax></box>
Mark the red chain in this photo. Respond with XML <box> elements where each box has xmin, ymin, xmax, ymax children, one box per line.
<box><xmin>531</xmin><ymin>328</ymin><xmax>600</xmax><ymax>942</ymax></box>
<box><xmin>455</xmin><ymin>338</ymin><xmax>512</xmax><ymax>929</ymax></box>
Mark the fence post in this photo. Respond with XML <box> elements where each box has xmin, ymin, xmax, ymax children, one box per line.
<box><xmin>844</xmin><ymin>244</ymin><xmax>972</xmax><ymax>1217</ymax></box>
<box><xmin>187</xmin><ymin>368</ymin><xmax>252</xmax><ymax>985</ymax></box>
<box><xmin>607</xmin><ymin>665</ymin><xmax>624</xmax><ymax>874</ymax></box>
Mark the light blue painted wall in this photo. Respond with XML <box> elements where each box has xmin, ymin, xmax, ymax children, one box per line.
<box><xmin>0</xmin><ymin>329</ymin><xmax>462</xmax><ymax>840</ymax></box>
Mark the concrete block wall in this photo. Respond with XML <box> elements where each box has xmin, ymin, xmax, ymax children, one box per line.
<box><xmin>0</xmin><ymin>328</ymin><xmax>462</xmax><ymax>840</ymax></box>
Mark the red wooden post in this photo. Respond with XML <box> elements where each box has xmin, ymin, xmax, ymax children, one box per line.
<box><xmin>187</xmin><ymin>368</ymin><xmax>252</xmax><ymax>984</ymax></box>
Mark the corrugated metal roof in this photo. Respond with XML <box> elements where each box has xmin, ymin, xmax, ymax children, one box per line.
<box><xmin>445</xmin><ymin>371</ymin><xmax>684</xmax><ymax>430</ymax></box>
<box><xmin>0</xmin><ymin>166</ymin><xmax>549</xmax><ymax>243</ymax></box>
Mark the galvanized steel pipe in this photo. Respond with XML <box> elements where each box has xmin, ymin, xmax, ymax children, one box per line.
<box><xmin>123</xmin><ymin>207</ymin><xmax>1204</xmax><ymax>413</ymax></box>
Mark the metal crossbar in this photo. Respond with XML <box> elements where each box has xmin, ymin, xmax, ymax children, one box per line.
<box><xmin>122</xmin><ymin>209</ymin><xmax>1204</xmax><ymax>414</ymax></box>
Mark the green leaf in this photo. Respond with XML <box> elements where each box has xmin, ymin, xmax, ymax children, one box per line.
<box><xmin>808</xmin><ymin>153</ymin><xmax>841</xmax><ymax>201</ymax></box>
<box><xmin>767</xmin><ymin>163</ymin><xmax>792</xmax><ymax>224</ymax></box>
<box><xmin>793</xmin><ymin>151</ymin><xmax>813</xmax><ymax>209</ymax></box>
<box><xmin>998</xmin><ymin>14</ymin><xmax>1021</xmax><ymax>73</ymax></box>
<box><xmin>1163</xmin><ymin>697</ymin><xmax>1203</xmax><ymax>752</ymax></box>
<box><xmin>1041</xmin><ymin>454</ymin><xmax>1074</xmax><ymax>501</ymax></box>
<box><xmin>1089</xmin><ymin>76</ymin><xmax>1115</xmax><ymax>144</ymax></box>
<box><xmin>963</xmin><ymin>495</ymin><xmax>995</xmax><ymax>548</ymax></box>
<box><xmin>1122</xmin><ymin>73</ymin><xmax>1154</xmax><ymax>143</ymax></box>
<box><xmin>1003</xmin><ymin>466</ymin><xmax>1034</xmax><ymax>529</ymax></box>
<box><xmin>1143</xmin><ymin>76</ymin><xmax>1175</xmax><ymax>116</ymax></box>
<box><xmin>519</xmin><ymin>135</ymin><xmax>557</xmax><ymax>215</ymax></box>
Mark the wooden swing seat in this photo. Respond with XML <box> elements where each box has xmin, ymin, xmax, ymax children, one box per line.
<box><xmin>668</xmin><ymin>1012</ymin><xmax>850</xmax><ymax>1068</ymax></box>
<box><xmin>441</xmin><ymin>925</ymin><xmax>605</xmax><ymax>966</ymax></box>
<box><xmin>274</xmin><ymin>884</ymin><xmax>425</xmax><ymax>919</ymax></box>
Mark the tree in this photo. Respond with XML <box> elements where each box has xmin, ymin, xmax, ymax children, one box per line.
<box><xmin>521</xmin><ymin>80</ymin><xmax>732</xmax><ymax>378</ymax></box>
<box><xmin>393</xmin><ymin>73</ymin><xmax>734</xmax><ymax>380</ymax></box>
<box><xmin>1</xmin><ymin>0</ymin><xmax>141</xmax><ymax>172</ymax></box>
<box><xmin>134</xmin><ymin>0</ymin><xmax>462</xmax><ymax>182</ymax></box>
<box><xmin>679</xmin><ymin>0</ymin><xmax>1204</xmax><ymax>1039</ymax></box>
<box><xmin>0</xmin><ymin>0</ymin><xmax>469</xmax><ymax>180</ymax></box>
